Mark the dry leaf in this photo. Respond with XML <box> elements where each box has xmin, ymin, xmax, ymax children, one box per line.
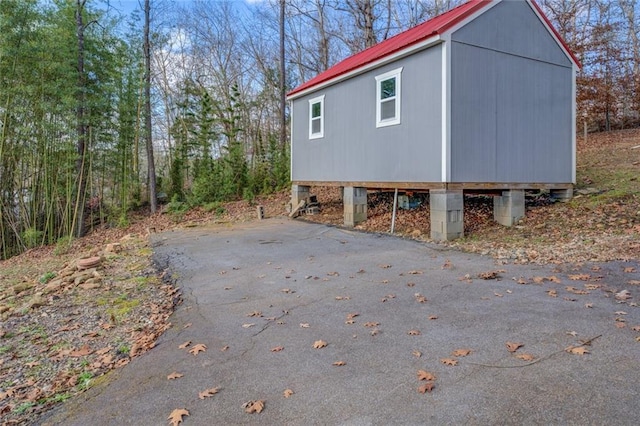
<box><xmin>247</xmin><ymin>311</ymin><xmax>262</xmax><ymax>317</ymax></box>
<box><xmin>364</xmin><ymin>322</ymin><xmax>380</xmax><ymax>327</ymax></box>
<box><xmin>515</xmin><ymin>353</ymin><xmax>535</xmax><ymax>361</ymax></box>
<box><xmin>280</xmin><ymin>288</ymin><xmax>295</xmax><ymax>294</ymax></box>
<box><xmin>547</xmin><ymin>290</ymin><xmax>558</xmax><ymax>297</ymax></box>
<box><xmin>407</xmin><ymin>329</ymin><xmax>421</xmax><ymax>335</ymax></box>
<box><xmin>505</xmin><ymin>342</ymin><xmax>523</xmax><ymax>352</ymax></box>
<box><xmin>569</xmin><ymin>274</ymin><xmax>590</xmax><ymax>281</ymax></box>
<box><xmin>478</xmin><ymin>270</ymin><xmax>501</xmax><ymax>280</ymax></box>
<box><xmin>189</xmin><ymin>343</ymin><xmax>207</xmax><ymax>355</ymax></box>
<box><xmin>199</xmin><ymin>388</ymin><xmax>219</xmax><ymax>399</ymax></box>
<box><xmin>414</xmin><ymin>293</ymin><xmax>428</xmax><ymax>303</ymax></box>
<box><xmin>183</xmin><ymin>323</ymin><xmax>192</xmax><ymax>329</ymax></box>
<box><xmin>567</xmin><ymin>346</ymin><xmax>589</xmax><ymax>355</ymax></box>
<box><xmin>333</xmin><ymin>361</ymin><xmax>346</xmax><ymax>366</ymax></box>
<box><xmin>345</xmin><ymin>319</ymin><xmax>355</xmax><ymax>324</ymax></box>
<box><xmin>299</xmin><ymin>323</ymin><xmax>310</xmax><ymax>328</ymax></box>
<box><xmin>418</xmin><ymin>382</ymin><xmax>435</xmax><ymax>393</ymax></box>
<box><xmin>313</xmin><ymin>340</ymin><xmax>327</xmax><ymax>349</ymax></box>
<box><xmin>428</xmin><ymin>315</ymin><xmax>438</xmax><ymax>320</ymax></box>
<box><xmin>378</xmin><ymin>264</ymin><xmax>392</xmax><ymax>269</ymax></box>
<box><xmin>221</xmin><ymin>345</ymin><xmax>229</xmax><ymax>351</ymax></box>
<box><xmin>167</xmin><ymin>372</ymin><xmax>184</xmax><ymax>380</ymax></box>
<box><xmin>242</xmin><ymin>323</ymin><xmax>255</xmax><ymax>328</ymax></box>
<box><xmin>271</xmin><ymin>346</ymin><xmax>284</xmax><ymax>352</ymax></box>
<box><xmin>585</xmin><ymin>303</ymin><xmax>593</xmax><ymax>308</ymax></box>
<box><xmin>283</xmin><ymin>389</ymin><xmax>294</xmax><ymax>398</ymax></box>
<box><xmin>417</xmin><ymin>370</ymin><xmax>436</xmax><ymax>381</ymax></box>
<box><xmin>168</xmin><ymin>408</ymin><xmax>189</xmax><ymax>426</ymax></box>
<box><xmin>440</xmin><ymin>358</ymin><xmax>458</xmax><ymax>366</ymax></box>
<box><xmin>623</xmin><ymin>267</ymin><xmax>636</xmax><ymax>273</ymax></box>
<box><xmin>244</xmin><ymin>400</ymin><xmax>265</xmax><ymax>414</ymax></box>
<box><xmin>408</xmin><ymin>270</ymin><xmax>423</xmax><ymax>275</ymax></box>
<box><xmin>615</xmin><ymin>290</ymin><xmax>632</xmax><ymax>300</ymax></box>
<box><xmin>452</xmin><ymin>348</ymin><xmax>472</xmax><ymax>357</ymax></box>
<box><xmin>178</xmin><ymin>341</ymin><xmax>191</xmax><ymax>349</ymax></box>
<box><xmin>549</xmin><ymin>276</ymin><xmax>562</xmax><ymax>283</ymax></box>
<box><xmin>412</xmin><ymin>350</ymin><xmax>422</xmax><ymax>358</ymax></box>
<box><xmin>69</xmin><ymin>345</ymin><xmax>93</xmax><ymax>357</ymax></box>
<box><xmin>442</xmin><ymin>260</ymin><xmax>452</xmax><ymax>269</ymax></box>
<box><xmin>566</xmin><ymin>286</ymin><xmax>589</xmax><ymax>295</ymax></box>
<box><xmin>346</xmin><ymin>313</ymin><xmax>359</xmax><ymax>320</ymax></box>
<box><xmin>631</xmin><ymin>325</ymin><xmax>640</xmax><ymax>331</ymax></box>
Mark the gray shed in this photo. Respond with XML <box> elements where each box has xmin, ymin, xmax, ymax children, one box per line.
<box><xmin>286</xmin><ymin>0</ymin><xmax>580</xmax><ymax>240</ymax></box>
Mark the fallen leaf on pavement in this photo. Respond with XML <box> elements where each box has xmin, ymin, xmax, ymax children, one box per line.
<box><xmin>506</xmin><ymin>342</ymin><xmax>523</xmax><ymax>352</ymax></box>
<box><xmin>313</xmin><ymin>340</ymin><xmax>327</xmax><ymax>349</ymax></box>
<box><xmin>333</xmin><ymin>361</ymin><xmax>346</xmax><ymax>366</ymax></box>
<box><xmin>271</xmin><ymin>346</ymin><xmax>284</xmax><ymax>352</ymax></box>
<box><xmin>168</xmin><ymin>408</ymin><xmax>189</xmax><ymax>426</ymax></box>
<box><xmin>300</xmin><ymin>323</ymin><xmax>310</xmax><ymax>328</ymax></box>
<box><xmin>364</xmin><ymin>322</ymin><xmax>379</xmax><ymax>327</ymax></box>
<box><xmin>189</xmin><ymin>343</ymin><xmax>207</xmax><ymax>355</ymax></box>
<box><xmin>242</xmin><ymin>323</ymin><xmax>255</xmax><ymax>328</ymax></box>
<box><xmin>178</xmin><ymin>341</ymin><xmax>191</xmax><ymax>349</ymax></box>
<box><xmin>408</xmin><ymin>330</ymin><xmax>421</xmax><ymax>335</ymax></box>
<box><xmin>569</xmin><ymin>274</ymin><xmax>590</xmax><ymax>281</ymax></box>
<box><xmin>623</xmin><ymin>267</ymin><xmax>636</xmax><ymax>273</ymax></box>
<box><xmin>615</xmin><ymin>290</ymin><xmax>632</xmax><ymax>300</ymax></box>
<box><xmin>221</xmin><ymin>345</ymin><xmax>229</xmax><ymax>351</ymax></box>
<box><xmin>247</xmin><ymin>311</ymin><xmax>262</xmax><ymax>317</ymax></box>
<box><xmin>428</xmin><ymin>315</ymin><xmax>438</xmax><ymax>320</ymax></box>
<box><xmin>418</xmin><ymin>382</ymin><xmax>435</xmax><ymax>393</ymax></box>
<box><xmin>547</xmin><ymin>290</ymin><xmax>558</xmax><ymax>297</ymax></box>
<box><xmin>199</xmin><ymin>388</ymin><xmax>219</xmax><ymax>399</ymax></box>
<box><xmin>417</xmin><ymin>370</ymin><xmax>436</xmax><ymax>381</ymax></box>
<box><xmin>440</xmin><ymin>358</ymin><xmax>458</xmax><ymax>366</ymax></box>
<box><xmin>515</xmin><ymin>353</ymin><xmax>535</xmax><ymax>361</ymax></box>
<box><xmin>566</xmin><ymin>346</ymin><xmax>589</xmax><ymax>355</ymax></box>
<box><xmin>412</xmin><ymin>350</ymin><xmax>422</xmax><ymax>358</ymax></box>
<box><xmin>452</xmin><ymin>349</ymin><xmax>472</xmax><ymax>357</ymax></box>
<box><xmin>378</xmin><ymin>264</ymin><xmax>392</xmax><ymax>269</ymax></box>
<box><xmin>346</xmin><ymin>313</ymin><xmax>359</xmax><ymax>320</ymax></box>
<box><xmin>167</xmin><ymin>372</ymin><xmax>183</xmax><ymax>380</ymax></box>
<box><xmin>283</xmin><ymin>389</ymin><xmax>294</xmax><ymax>398</ymax></box>
<box><xmin>244</xmin><ymin>400</ymin><xmax>265</xmax><ymax>414</ymax></box>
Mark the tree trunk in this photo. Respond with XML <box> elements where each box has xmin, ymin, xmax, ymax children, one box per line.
<box><xmin>279</xmin><ymin>0</ymin><xmax>286</xmax><ymax>149</ymax></box>
<box><xmin>74</xmin><ymin>0</ymin><xmax>88</xmax><ymax>238</ymax></box>
<box><xmin>144</xmin><ymin>0</ymin><xmax>158</xmax><ymax>213</ymax></box>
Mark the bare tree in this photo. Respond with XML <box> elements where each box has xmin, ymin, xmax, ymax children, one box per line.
<box><xmin>144</xmin><ymin>0</ymin><xmax>158</xmax><ymax>213</ymax></box>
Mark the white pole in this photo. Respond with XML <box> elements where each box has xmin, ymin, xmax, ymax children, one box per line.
<box><xmin>391</xmin><ymin>188</ymin><xmax>398</xmax><ymax>233</ymax></box>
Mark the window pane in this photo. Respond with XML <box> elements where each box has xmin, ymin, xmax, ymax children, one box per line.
<box><xmin>380</xmin><ymin>99</ymin><xmax>395</xmax><ymax>120</ymax></box>
<box><xmin>311</xmin><ymin>102</ymin><xmax>321</xmax><ymax>118</ymax></box>
<box><xmin>380</xmin><ymin>78</ymin><xmax>396</xmax><ymax>99</ymax></box>
<box><xmin>311</xmin><ymin>117</ymin><xmax>321</xmax><ymax>134</ymax></box>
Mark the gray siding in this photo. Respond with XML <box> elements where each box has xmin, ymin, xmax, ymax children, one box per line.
<box><xmin>450</xmin><ymin>1</ymin><xmax>573</xmax><ymax>183</ymax></box>
<box><xmin>452</xmin><ymin>0</ymin><xmax>571</xmax><ymax>68</ymax></box>
<box><xmin>291</xmin><ymin>45</ymin><xmax>442</xmax><ymax>183</ymax></box>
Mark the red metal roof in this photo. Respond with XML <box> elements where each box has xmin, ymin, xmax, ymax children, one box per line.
<box><xmin>287</xmin><ymin>0</ymin><xmax>579</xmax><ymax>98</ymax></box>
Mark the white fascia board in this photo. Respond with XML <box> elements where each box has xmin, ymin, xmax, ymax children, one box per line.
<box><xmin>441</xmin><ymin>34</ymin><xmax>451</xmax><ymax>183</ymax></box>
<box><xmin>289</xmin><ymin>99</ymin><xmax>294</xmax><ymax>181</ymax></box>
<box><xmin>287</xmin><ymin>35</ymin><xmax>442</xmax><ymax>101</ymax></box>
<box><xmin>571</xmin><ymin>65</ymin><xmax>577</xmax><ymax>184</ymax></box>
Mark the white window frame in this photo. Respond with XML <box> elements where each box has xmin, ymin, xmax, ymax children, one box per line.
<box><xmin>375</xmin><ymin>67</ymin><xmax>403</xmax><ymax>128</ymax></box>
<box><xmin>308</xmin><ymin>95</ymin><xmax>325</xmax><ymax>139</ymax></box>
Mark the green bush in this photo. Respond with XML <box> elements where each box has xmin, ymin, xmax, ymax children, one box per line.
<box><xmin>22</xmin><ymin>228</ymin><xmax>43</xmax><ymax>249</ymax></box>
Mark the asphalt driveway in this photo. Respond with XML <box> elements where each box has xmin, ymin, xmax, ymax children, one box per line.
<box><xmin>42</xmin><ymin>218</ymin><xmax>640</xmax><ymax>425</ymax></box>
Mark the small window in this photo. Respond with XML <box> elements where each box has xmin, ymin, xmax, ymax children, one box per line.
<box><xmin>375</xmin><ymin>67</ymin><xmax>403</xmax><ymax>127</ymax></box>
<box><xmin>308</xmin><ymin>95</ymin><xmax>325</xmax><ymax>139</ymax></box>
